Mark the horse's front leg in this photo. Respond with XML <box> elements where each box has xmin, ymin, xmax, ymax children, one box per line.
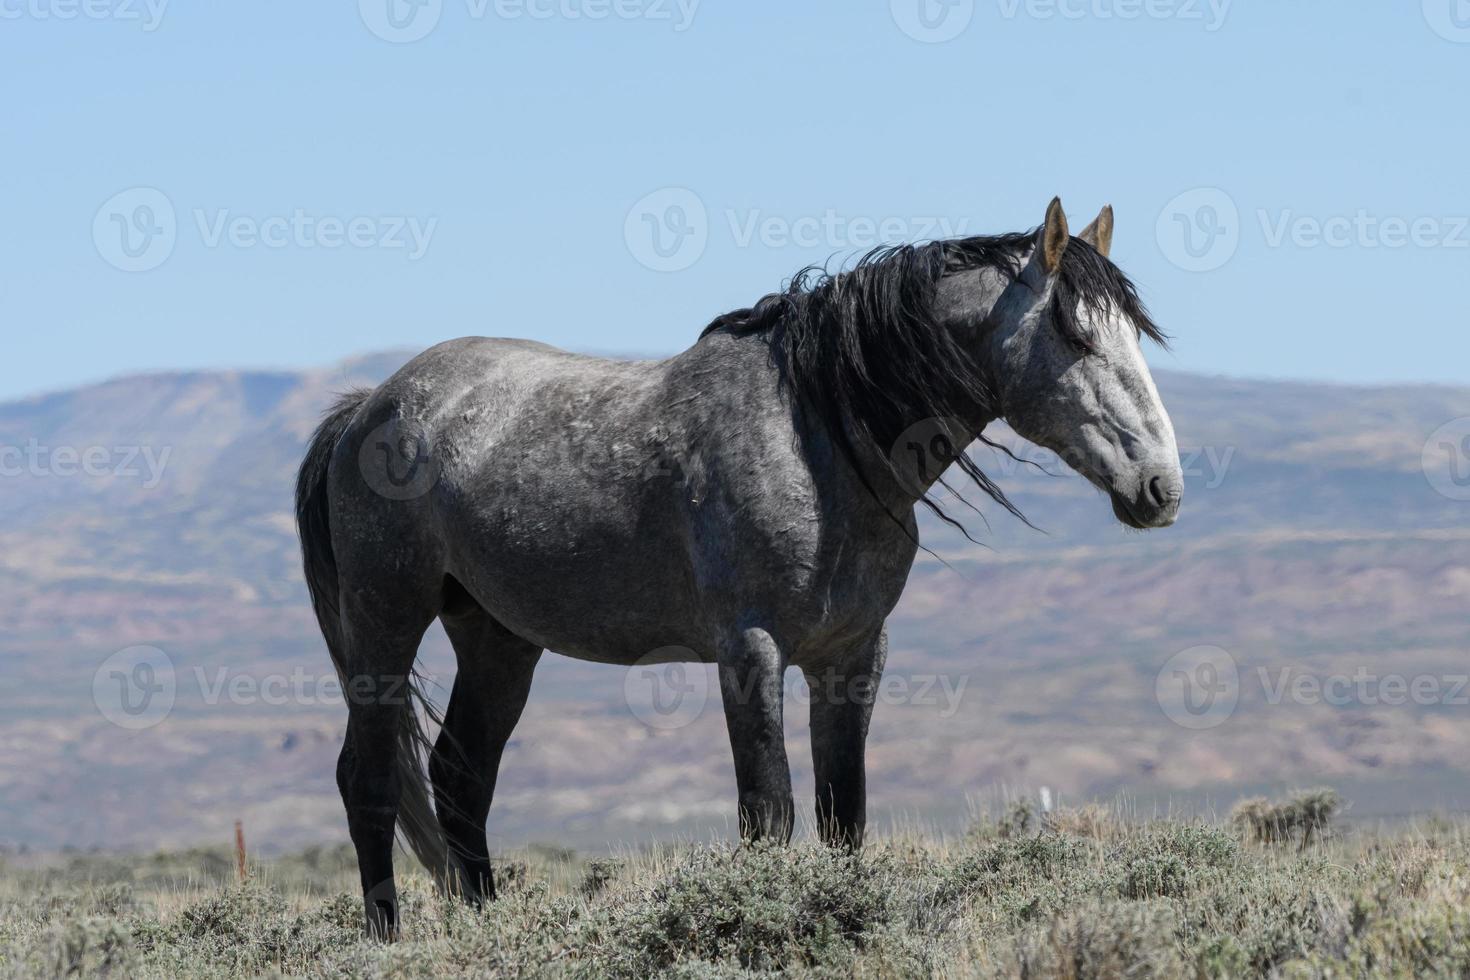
<box><xmin>717</xmin><ymin>626</ymin><xmax>794</xmax><ymax>842</ymax></box>
<box><xmin>805</xmin><ymin>627</ymin><xmax>887</xmax><ymax>850</ymax></box>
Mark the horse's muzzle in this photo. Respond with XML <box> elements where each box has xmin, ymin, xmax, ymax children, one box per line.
<box><xmin>1111</xmin><ymin>467</ymin><xmax>1182</xmax><ymax>529</ymax></box>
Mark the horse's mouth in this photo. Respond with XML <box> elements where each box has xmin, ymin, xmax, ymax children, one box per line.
<box><xmin>1109</xmin><ymin>489</ymin><xmax>1179</xmax><ymax>530</ymax></box>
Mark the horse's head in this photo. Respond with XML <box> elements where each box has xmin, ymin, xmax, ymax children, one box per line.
<box><xmin>982</xmin><ymin>199</ymin><xmax>1182</xmax><ymax>529</ymax></box>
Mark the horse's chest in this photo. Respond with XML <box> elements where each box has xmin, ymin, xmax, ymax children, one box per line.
<box><xmin>785</xmin><ymin>523</ymin><xmax>917</xmax><ymax>652</ymax></box>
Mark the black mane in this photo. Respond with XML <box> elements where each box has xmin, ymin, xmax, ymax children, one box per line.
<box><xmin>700</xmin><ymin>231</ymin><xmax>1166</xmax><ymax>537</ymax></box>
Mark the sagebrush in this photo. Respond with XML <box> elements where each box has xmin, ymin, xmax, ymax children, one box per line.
<box><xmin>6</xmin><ymin>792</ymin><xmax>1470</xmax><ymax>978</ymax></box>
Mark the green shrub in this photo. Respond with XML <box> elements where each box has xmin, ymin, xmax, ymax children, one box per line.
<box><xmin>23</xmin><ymin>789</ymin><xmax>1470</xmax><ymax>979</ymax></box>
<box><xmin>579</xmin><ymin>842</ymin><xmax>903</xmax><ymax>976</ymax></box>
<box><xmin>1232</xmin><ymin>788</ymin><xmax>1341</xmax><ymax>848</ymax></box>
<box><xmin>43</xmin><ymin>917</ymin><xmax>138</xmax><ymax>978</ymax></box>
<box><xmin>1007</xmin><ymin>901</ymin><xmax>1188</xmax><ymax>979</ymax></box>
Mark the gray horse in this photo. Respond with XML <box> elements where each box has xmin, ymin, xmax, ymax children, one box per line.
<box><xmin>296</xmin><ymin>198</ymin><xmax>1182</xmax><ymax>936</ymax></box>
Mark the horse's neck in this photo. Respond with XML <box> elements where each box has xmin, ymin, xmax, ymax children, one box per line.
<box><xmin>841</xmin><ymin>288</ymin><xmax>1004</xmax><ymax>508</ymax></box>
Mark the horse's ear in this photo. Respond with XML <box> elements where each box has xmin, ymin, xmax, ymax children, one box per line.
<box><xmin>1039</xmin><ymin>197</ymin><xmax>1069</xmax><ymax>274</ymax></box>
<box><xmin>1079</xmin><ymin>205</ymin><xmax>1115</xmax><ymax>258</ymax></box>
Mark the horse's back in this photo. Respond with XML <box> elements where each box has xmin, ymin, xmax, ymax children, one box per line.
<box><xmin>380</xmin><ymin>335</ymin><xmax>662</xmax><ymax>412</ymax></box>
<box><xmin>347</xmin><ymin>335</ymin><xmax>720</xmax><ymax>659</ymax></box>
<box><xmin>333</xmin><ymin>332</ymin><xmax>903</xmax><ymax>662</ymax></box>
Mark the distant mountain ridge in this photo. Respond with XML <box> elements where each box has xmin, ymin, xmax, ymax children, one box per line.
<box><xmin>1</xmin><ymin>351</ymin><xmax>1466</xmax><ymax>852</ymax></box>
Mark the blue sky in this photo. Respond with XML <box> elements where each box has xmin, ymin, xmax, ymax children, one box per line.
<box><xmin>2</xmin><ymin>0</ymin><xmax>1467</xmax><ymax>400</ymax></box>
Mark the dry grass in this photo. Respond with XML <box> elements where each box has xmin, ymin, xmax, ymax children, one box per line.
<box><xmin>6</xmin><ymin>792</ymin><xmax>1470</xmax><ymax>978</ymax></box>
<box><xmin>1230</xmin><ymin>788</ymin><xmax>1341</xmax><ymax>848</ymax></box>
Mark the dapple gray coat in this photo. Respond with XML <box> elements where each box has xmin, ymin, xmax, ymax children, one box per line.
<box><xmin>296</xmin><ymin>199</ymin><xmax>1182</xmax><ymax>936</ymax></box>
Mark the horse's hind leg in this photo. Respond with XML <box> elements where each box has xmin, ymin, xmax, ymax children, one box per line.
<box><xmin>336</xmin><ymin>588</ymin><xmax>438</xmax><ymax>939</ymax></box>
<box><xmin>430</xmin><ymin>596</ymin><xmax>541</xmax><ymax>904</ymax></box>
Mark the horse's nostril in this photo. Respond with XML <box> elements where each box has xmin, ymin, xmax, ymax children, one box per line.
<box><xmin>1147</xmin><ymin>474</ymin><xmax>1179</xmax><ymax>509</ymax></box>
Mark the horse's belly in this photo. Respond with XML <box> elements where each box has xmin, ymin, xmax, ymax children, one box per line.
<box><xmin>441</xmin><ymin>509</ymin><xmax>706</xmax><ymax>664</ymax></box>
<box><xmin>433</xmin><ymin>447</ymin><xmax>916</xmax><ymax>665</ymax></box>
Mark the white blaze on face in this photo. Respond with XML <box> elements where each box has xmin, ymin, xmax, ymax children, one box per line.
<box><xmin>1063</xmin><ymin>304</ymin><xmax>1184</xmax><ymax>529</ymax></box>
<box><xmin>1114</xmin><ymin>318</ymin><xmax>1179</xmax><ymax>462</ymax></box>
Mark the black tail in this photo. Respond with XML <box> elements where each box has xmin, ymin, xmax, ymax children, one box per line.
<box><xmin>295</xmin><ymin>389</ymin><xmax>451</xmax><ymax>884</ymax></box>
